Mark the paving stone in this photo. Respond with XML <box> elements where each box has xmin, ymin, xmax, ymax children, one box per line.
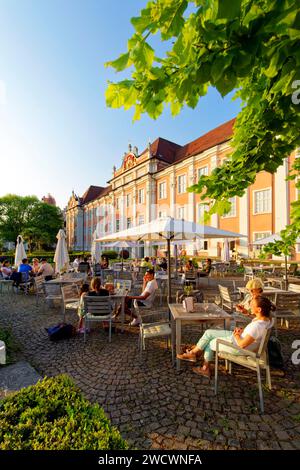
<box><xmin>1</xmin><ymin>290</ymin><xmax>300</xmax><ymax>451</ymax></box>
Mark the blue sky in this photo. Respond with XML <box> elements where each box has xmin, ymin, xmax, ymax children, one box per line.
<box><xmin>0</xmin><ymin>0</ymin><xmax>241</xmax><ymax>208</ymax></box>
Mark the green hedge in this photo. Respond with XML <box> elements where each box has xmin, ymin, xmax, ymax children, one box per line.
<box><xmin>0</xmin><ymin>375</ymin><xmax>128</xmax><ymax>450</ymax></box>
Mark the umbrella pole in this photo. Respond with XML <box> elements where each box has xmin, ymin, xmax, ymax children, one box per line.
<box><xmin>284</xmin><ymin>255</ymin><xmax>288</xmax><ymax>291</ymax></box>
<box><xmin>175</xmin><ymin>244</ymin><xmax>178</xmax><ymax>279</ymax></box>
<box><xmin>167</xmin><ymin>238</ymin><xmax>172</xmax><ymax>304</ymax></box>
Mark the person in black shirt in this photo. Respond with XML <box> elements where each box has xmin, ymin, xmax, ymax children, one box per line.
<box><xmin>88</xmin><ymin>277</ymin><xmax>109</xmax><ymax>296</ymax></box>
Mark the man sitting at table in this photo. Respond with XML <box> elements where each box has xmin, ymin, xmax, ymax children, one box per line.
<box><xmin>37</xmin><ymin>258</ymin><xmax>54</xmax><ymax>281</ymax></box>
<box><xmin>113</xmin><ymin>269</ymin><xmax>158</xmax><ymax>326</ymax></box>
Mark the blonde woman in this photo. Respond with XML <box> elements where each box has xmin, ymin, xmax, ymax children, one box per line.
<box><xmin>32</xmin><ymin>258</ymin><xmax>40</xmax><ymax>275</ymax></box>
<box><xmin>236</xmin><ymin>278</ymin><xmax>264</xmax><ymax>316</ymax></box>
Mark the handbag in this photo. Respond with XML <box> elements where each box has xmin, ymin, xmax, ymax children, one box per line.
<box><xmin>45</xmin><ymin>323</ymin><xmax>75</xmax><ymax>341</ymax></box>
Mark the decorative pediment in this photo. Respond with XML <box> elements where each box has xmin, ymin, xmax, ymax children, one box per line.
<box><xmin>123</xmin><ymin>153</ymin><xmax>137</xmax><ymax>171</ymax></box>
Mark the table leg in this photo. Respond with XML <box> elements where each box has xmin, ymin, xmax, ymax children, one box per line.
<box><xmin>171</xmin><ymin>317</ymin><xmax>175</xmax><ymax>365</ymax></box>
<box><xmin>176</xmin><ymin>320</ymin><xmax>182</xmax><ymax>371</ymax></box>
<box><xmin>121</xmin><ymin>297</ymin><xmax>125</xmax><ymax>333</ymax></box>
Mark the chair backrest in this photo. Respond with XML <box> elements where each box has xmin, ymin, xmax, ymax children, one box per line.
<box><xmin>244</xmin><ymin>266</ymin><xmax>254</xmax><ymax>275</ymax></box>
<box><xmin>114</xmin><ymin>279</ymin><xmax>132</xmax><ymax>291</ymax></box>
<box><xmin>275</xmin><ymin>292</ymin><xmax>300</xmax><ymax>312</ymax></box>
<box><xmin>288</xmin><ymin>283</ymin><xmax>300</xmax><ymax>293</ymax></box>
<box><xmin>44</xmin><ymin>283</ymin><xmax>61</xmax><ymax>296</ymax></box>
<box><xmin>84</xmin><ymin>296</ymin><xmax>112</xmax><ymax>317</ymax></box>
<box><xmin>78</xmin><ymin>264</ymin><xmax>89</xmax><ymax>273</ymax></box>
<box><xmin>93</xmin><ymin>264</ymin><xmax>102</xmax><ymax>276</ymax></box>
<box><xmin>101</xmin><ymin>269</ymin><xmax>114</xmax><ymax>280</ymax></box>
<box><xmin>218</xmin><ymin>285</ymin><xmax>232</xmax><ymax>303</ymax></box>
<box><xmin>34</xmin><ymin>276</ymin><xmax>45</xmax><ymax>294</ymax></box>
<box><xmin>184</xmin><ymin>272</ymin><xmax>196</xmax><ymax>280</ymax></box>
<box><xmin>61</xmin><ymin>284</ymin><xmax>80</xmax><ymax>302</ymax></box>
<box><xmin>288</xmin><ymin>264</ymin><xmax>298</xmax><ymax>276</ymax></box>
<box><xmin>257</xmin><ymin>317</ymin><xmax>274</xmax><ymax>358</ymax></box>
<box><xmin>118</xmin><ymin>271</ymin><xmax>133</xmax><ymax>281</ymax></box>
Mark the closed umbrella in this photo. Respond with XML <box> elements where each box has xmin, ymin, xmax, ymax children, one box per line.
<box><xmin>97</xmin><ymin>216</ymin><xmax>246</xmax><ymax>303</ymax></box>
<box><xmin>222</xmin><ymin>239</ymin><xmax>230</xmax><ymax>262</ymax></box>
<box><xmin>91</xmin><ymin>230</ymin><xmax>101</xmax><ymax>263</ymax></box>
<box><xmin>14</xmin><ymin>235</ymin><xmax>26</xmax><ymax>267</ymax></box>
<box><xmin>54</xmin><ymin>229</ymin><xmax>69</xmax><ymax>274</ymax></box>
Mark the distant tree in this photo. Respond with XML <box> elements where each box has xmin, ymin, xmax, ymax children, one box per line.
<box><xmin>0</xmin><ymin>195</ymin><xmax>63</xmax><ymax>250</ymax></box>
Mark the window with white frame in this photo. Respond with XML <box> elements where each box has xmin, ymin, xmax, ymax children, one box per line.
<box><xmin>197</xmin><ymin>166</ymin><xmax>208</xmax><ymax>179</ymax></box>
<box><xmin>253</xmin><ymin>188</ymin><xmax>271</xmax><ymax>214</ymax></box>
<box><xmin>138</xmin><ymin>214</ymin><xmax>144</xmax><ymax>225</ymax></box>
<box><xmin>126</xmin><ymin>194</ymin><xmax>131</xmax><ymax>207</ymax></box>
<box><xmin>158</xmin><ymin>182</ymin><xmax>167</xmax><ymax>199</ymax></box>
<box><xmin>138</xmin><ymin>188</ymin><xmax>144</xmax><ymax>204</ymax></box>
<box><xmin>158</xmin><ymin>210</ymin><xmax>167</xmax><ymax>218</ymax></box>
<box><xmin>222</xmin><ymin>197</ymin><xmax>237</xmax><ymax>218</ymax></box>
<box><xmin>253</xmin><ymin>232</ymin><xmax>272</xmax><ymax>244</ymax></box>
<box><xmin>296</xmin><ymin>243</ymin><xmax>300</xmax><ymax>253</ymax></box>
<box><xmin>178</xmin><ymin>206</ymin><xmax>185</xmax><ymax>219</ymax></box>
<box><xmin>177</xmin><ymin>174</ymin><xmax>186</xmax><ymax>194</ymax></box>
<box><xmin>127</xmin><ymin>218</ymin><xmax>132</xmax><ymax>229</ymax></box>
<box><xmin>116</xmin><ymin>198</ymin><xmax>120</xmax><ymax>210</ymax></box>
<box><xmin>197</xmin><ymin>203</ymin><xmax>209</xmax><ymax>223</ymax></box>
<box><xmin>116</xmin><ymin>219</ymin><xmax>120</xmax><ymax>232</ymax></box>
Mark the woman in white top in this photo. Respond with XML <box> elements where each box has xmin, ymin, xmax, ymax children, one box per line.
<box><xmin>177</xmin><ymin>296</ymin><xmax>274</xmax><ymax>378</ymax></box>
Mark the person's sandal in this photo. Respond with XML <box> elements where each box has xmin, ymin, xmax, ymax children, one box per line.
<box><xmin>192</xmin><ymin>366</ymin><xmax>211</xmax><ymax>378</ymax></box>
<box><xmin>177</xmin><ymin>352</ymin><xmax>197</xmax><ymax>363</ymax></box>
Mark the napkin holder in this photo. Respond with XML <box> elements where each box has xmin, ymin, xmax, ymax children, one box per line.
<box><xmin>183</xmin><ymin>297</ymin><xmax>194</xmax><ymax>313</ymax></box>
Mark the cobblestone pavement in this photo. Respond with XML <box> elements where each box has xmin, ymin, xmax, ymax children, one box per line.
<box><xmin>0</xmin><ymin>289</ymin><xmax>300</xmax><ymax>450</ymax></box>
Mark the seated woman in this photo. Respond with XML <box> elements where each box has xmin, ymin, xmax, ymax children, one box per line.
<box><xmin>198</xmin><ymin>258</ymin><xmax>212</xmax><ymax>277</ymax></box>
<box><xmin>1</xmin><ymin>260</ymin><xmax>12</xmax><ymax>279</ymax></box>
<box><xmin>236</xmin><ymin>278</ymin><xmax>264</xmax><ymax>317</ymax></box>
<box><xmin>184</xmin><ymin>259</ymin><xmax>195</xmax><ymax>272</ymax></box>
<box><xmin>177</xmin><ymin>296</ymin><xmax>274</xmax><ymax>378</ymax></box>
<box><xmin>31</xmin><ymin>258</ymin><xmax>40</xmax><ymax>276</ymax></box>
<box><xmin>88</xmin><ymin>277</ymin><xmax>109</xmax><ymax>296</ymax></box>
<box><xmin>100</xmin><ymin>255</ymin><xmax>109</xmax><ymax>270</ymax></box>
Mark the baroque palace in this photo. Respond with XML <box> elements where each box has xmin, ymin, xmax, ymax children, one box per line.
<box><xmin>66</xmin><ymin>118</ymin><xmax>300</xmax><ymax>260</ymax></box>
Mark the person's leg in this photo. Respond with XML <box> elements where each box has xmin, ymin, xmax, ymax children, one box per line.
<box><xmin>177</xmin><ymin>329</ymin><xmax>232</xmax><ymax>362</ymax></box>
<box><xmin>193</xmin><ymin>330</ymin><xmax>233</xmax><ymax>377</ymax></box>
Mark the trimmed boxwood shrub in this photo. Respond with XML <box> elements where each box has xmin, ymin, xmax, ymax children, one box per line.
<box><xmin>0</xmin><ymin>375</ymin><xmax>128</xmax><ymax>450</ymax></box>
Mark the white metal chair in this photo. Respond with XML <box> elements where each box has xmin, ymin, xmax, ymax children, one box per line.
<box><xmin>33</xmin><ymin>276</ymin><xmax>46</xmax><ymax>306</ymax></box>
<box><xmin>138</xmin><ymin>311</ymin><xmax>173</xmax><ymax>359</ymax></box>
<box><xmin>244</xmin><ymin>266</ymin><xmax>254</xmax><ymax>282</ymax></box>
<box><xmin>274</xmin><ymin>292</ymin><xmax>300</xmax><ymax>329</ymax></box>
<box><xmin>83</xmin><ymin>296</ymin><xmax>113</xmax><ymax>342</ymax></box>
<box><xmin>214</xmin><ymin>320</ymin><xmax>274</xmax><ymax>413</ymax></box>
<box><xmin>18</xmin><ymin>272</ymin><xmax>32</xmax><ymax>294</ymax></box>
<box><xmin>0</xmin><ymin>279</ymin><xmax>14</xmax><ymax>296</ymax></box>
<box><xmin>43</xmin><ymin>282</ymin><xmax>62</xmax><ymax>307</ymax></box>
<box><xmin>0</xmin><ymin>340</ymin><xmax>6</xmax><ymax>364</ymax></box>
<box><xmin>61</xmin><ymin>284</ymin><xmax>80</xmax><ymax>321</ymax></box>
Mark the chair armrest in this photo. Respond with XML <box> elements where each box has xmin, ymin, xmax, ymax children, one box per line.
<box><xmin>215</xmin><ymin>338</ymin><xmax>257</xmax><ymax>358</ymax></box>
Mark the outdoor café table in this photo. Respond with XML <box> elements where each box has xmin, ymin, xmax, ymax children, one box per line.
<box><xmin>168</xmin><ymin>303</ymin><xmax>231</xmax><ymax>370</ymax></box>
<box><xmin>46</xmin><ymin>278</ymin><xmax>83</xmax><ymax>286</ymax></box>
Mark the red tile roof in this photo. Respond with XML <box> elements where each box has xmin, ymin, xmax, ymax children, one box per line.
<box><xmin>149</xmin><ymin>137</ymin><xmax>182</xmax><ymax>163</ymax></box>
<box><xmin>81</xmin><ymin>186</ymin><xmax>105</xmax><ymax>204</ymax></box>
<box><xmin>174</xmin><ymin>118</ymin><xmax>235</xmax><ymax>162</ymax></box>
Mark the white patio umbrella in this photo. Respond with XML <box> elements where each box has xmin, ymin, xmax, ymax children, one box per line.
<box><xmin>54</xmin><ymin>229</ymin><xmax>69</xmax><ymax>274</ymax></box>
<box><xmin>97</xmin><ymin>216</ymin><xmax>246</xmax><ymax>302</ymax></box>
<box><xmin>14</xmin><ymin>235</ymin><xmax>26</xmax><ymax>267</ymax></box>
<box><xmin>254</xmin><ymin>233</ymin><xmax>300</xmax><ymax>290</ymax></box>
<box><xmin>222</xmin><ymin>239</ymin><xmax>230</xmax><ymax>262</ymax></box>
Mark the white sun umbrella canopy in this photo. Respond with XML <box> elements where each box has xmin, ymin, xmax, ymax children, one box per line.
<box><xmin>54</xmin><ymin>229</ymin><xmax>70</xmax><ymax>274</ymax></box>
<box><xmin>253</xmin><ymin>233</ymin><xmax>300</xmax><ymax>290</ymax></box>
<box><xmin>97</xmin><ymin>216</ymin><xmax>246</xmax><ymax>301</ymax></box>
<box><xmin>14</xmin><ymin>235</ymin><xmax>27</xmax><ymax>267</ymax></box>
